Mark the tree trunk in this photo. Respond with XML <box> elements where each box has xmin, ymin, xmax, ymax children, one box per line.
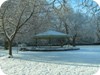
<box><xmin>8</xmin><ymin>40</ymin><xmax>13</xmax><ymax>58</ymax></box>
<box><xmin>65</xmin><ymin>24</ymin><xmax>69</xmax><ymax>34</ymax></box>
<box><xmin>72</xmin><ymin>35</ymin><xmax>77</xmax><ymax>47</ymax></box>
<box><xmin>72</xmin><ymin>37</ymin><xmax>76</xmax><ymax>47</ymax></box>
<box><xmin>35</xmin><ymin>39</ymin><xmax>38</xmax><ymax>46</ymax></box>
<box><xmin>4</xmin><ymin>40</ymin><xmax>9</xmax><ymax>50</ymax></box>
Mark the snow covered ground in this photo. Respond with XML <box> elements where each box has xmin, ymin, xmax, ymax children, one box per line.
<box><xmin>0</xmin><ymin>45</ymin><xmax>100</xmax><ymax>75</ymax></box>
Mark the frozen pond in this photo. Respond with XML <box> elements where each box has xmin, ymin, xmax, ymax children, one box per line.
<box><xmin>0</xmin><ymin>45</ymin><xmax>100</xmax><ymax>65</ymax></box>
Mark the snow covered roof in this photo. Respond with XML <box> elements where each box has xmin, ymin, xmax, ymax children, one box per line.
<box><xmin>33</xmin><ymin>30</ymin><xmax>70</xmax><ymax>39</ymax></box>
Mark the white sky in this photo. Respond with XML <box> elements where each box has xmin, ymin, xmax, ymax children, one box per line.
<box><xmin>93</xmin><ymin>0</ymin><xmax>100</xmax><ymax>6</ymax></box>
<box><xmin>0</xmin><ymin>0</ymin><xmax>7</xmax><ymax>7</ymax></box>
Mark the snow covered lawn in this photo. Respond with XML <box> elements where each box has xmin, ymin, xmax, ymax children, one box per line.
<box><xmin>0</xmin><ymin>58</ymin><xmax>99</xmax><ymax>75</ymax></box>
<box><xmin>0</xmin><ymin>45</ymin><xmax>100</xmax><ymax>75</ymax></box>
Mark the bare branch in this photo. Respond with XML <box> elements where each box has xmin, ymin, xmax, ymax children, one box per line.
<box><xmin>1</xmin><ymin>1</ymin><xmax>11</xmax><ymax>41</ymax></box>
<box><xmin>18</xmin><ymin>6</ymin><xmax>35</xmax><ymax>29</ymax></box>
<box><xmin>17</xmin><ymin>7</ymin><xmax>26</xmax><ymax>27</ymax></box>
<box><xmin>7</xmin><ymin>19</ymin><xmax>16</xmax><ymax>26</ymax></box>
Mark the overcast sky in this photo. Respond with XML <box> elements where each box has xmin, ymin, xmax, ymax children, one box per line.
<box><xmin>0</xmin><ymin>0</ymin><xmax>7</xmax><ymax>7</ymax></box>
<box><xmin>93</xmin><ymin>0</ymin><xmax>100</xmax><ymax>6</ymax></box>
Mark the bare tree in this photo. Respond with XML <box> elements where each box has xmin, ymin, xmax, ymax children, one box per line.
<box><xmin>52</xmin><ymin>0</ymin><xmax>72</xmax><ymax>34</ymax></box>
<box><xmin>0</xmin><ymin>0</ymin><xmax>38</xmax><ymax>57</ymax></box>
